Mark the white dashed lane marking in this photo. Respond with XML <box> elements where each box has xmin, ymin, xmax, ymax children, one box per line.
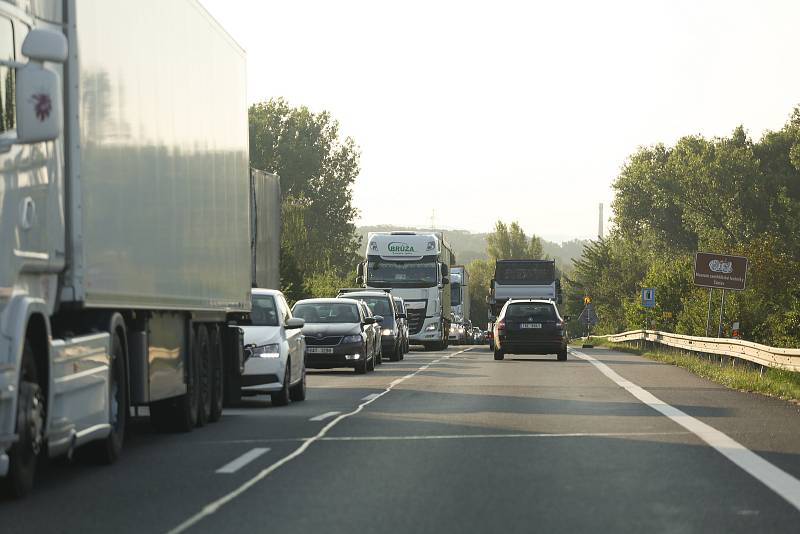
<box><xmin>215</xmin><ymin>448</ymin><xmax>270</xmax><ymax>474</ymax></box>
<box><xmin>309</xmin><ymin>411</ymin><xmax>341</xmax><ymax>422</ymax></box>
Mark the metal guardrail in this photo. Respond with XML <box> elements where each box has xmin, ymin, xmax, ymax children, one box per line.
<box><xmin>593</xmin><ymin>329</ymin><xmax>800</xmax><ymax>373</ymax></box>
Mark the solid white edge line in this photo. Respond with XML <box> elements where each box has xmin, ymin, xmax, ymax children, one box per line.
<box><xmin>309</xmin><ymin>411</ymin><xmax>341</xmax><ymax>422</ymax></box>
<box><xmin>571</xmin><ymin>348</ymin><xmax>800</xmax><ymax>513</ymax></box>
<box><xmin>361</xmin><ymin>393</ymin><xmax>381</xmax><ymax>401</ymax></box>
<box><xmin>215</xmin><ymin>448</ymin><xmax>270</xmax><ymax>474</ymax></box>
<box><xmin>165</xmin><ymin>347</ymin><xmax>472</xmax><ymax>534</ymax></box>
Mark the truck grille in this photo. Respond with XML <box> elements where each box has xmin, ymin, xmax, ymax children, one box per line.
<box><xmin>305</xmin><ymin>336</ymin><xmax>343</xmax><ymax>346</ymax></box>
<box><xmin>407</xmin><ymin>309</ymin><xmax>426</xmax><ymax>334</ymax></box>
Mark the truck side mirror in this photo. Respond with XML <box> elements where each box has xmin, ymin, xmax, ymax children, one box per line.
<box><xmin>356</xmin><ymin>263</ymin><xmax>364</xmax><ymax>276</ymax></box>
<box><xmin>12</xmin><ymin>29</ymin><xmax>68</xmax><ymax>145</ymax></box>
<box><xmin>442</xmin><ymin>276</ymin><xmax>450</xmax><ymax>285</ymax></box>
<box><xmin>356</xmin><ymin>275</ymin><xmax>364</xmax><ymax>285</ymax></box>
<box><xmin>440</xmin><ymin>263</ymin><xmax>449</xmax><ymax>277</ymax></box>
<box><xmin>490</xmin><ymin>279</ymin><xmax>495</xmax><ymax>289</ymax></box>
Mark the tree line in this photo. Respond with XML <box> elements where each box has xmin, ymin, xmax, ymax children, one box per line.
<box><xmin>249</xmin><ymin>98</ymin><xmax>361</xmax><ymax>303</ymax></box>
<box><xmin>563</xmin><ymin>106</ymin><xmax>800</xmax><ymax>347</ymax></box>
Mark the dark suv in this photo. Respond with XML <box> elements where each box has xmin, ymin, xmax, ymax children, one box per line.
<box><xmin>338</xmin><ymin>289</ymin><xmax>405</xmax><ymax>361</ymax></box>
<box><xmin>493</xmin><ymin>299</ymin><xmax>569</xmax><ymax>361</ymax></box>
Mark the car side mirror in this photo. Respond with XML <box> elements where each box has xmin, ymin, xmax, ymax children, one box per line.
<box><xmin>563</xmin><ymin>315</ymin><xmax>571</xmax><ymax>322</ymax></box>
<box><xmin>363</xmin><ymin>317</ymin><xmax>376</xmax><ymax>325</ymax></box>
<box><xmin>374</xmin><ymin>315</ymin><xmax>384</xmax><ymax>324</ymax></box>
<box><xmin>396</xmin><ymin>313</ymin><xmax>406</xmax><ymax>319</ymax></box>
<box><xmin>285</xmin><ymin>318</ymin><xmax>305</xmax><ymax>329</ymax></box>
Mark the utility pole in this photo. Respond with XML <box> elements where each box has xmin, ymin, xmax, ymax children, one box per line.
<box><xmin>598</xmin><ymin>203</ymin><xmax>604</xmax><ymax>239</ymax></box>
<box><xmin>430</xmin><ymin>209</ymin><xmax>436</xmax><ymax>231</ymax></box>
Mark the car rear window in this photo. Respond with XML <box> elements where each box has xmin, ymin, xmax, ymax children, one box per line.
<box><xmin>293</xmin><ymin>302</ymin><xmax>361</xmax><ymax>324</ymax></box>
<box><xmin>506</xmin><ymin>303</ymin><xmax>556</xmax><ymax>321</ymax></box>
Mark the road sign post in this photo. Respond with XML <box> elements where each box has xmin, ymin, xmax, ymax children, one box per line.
<box><xmin>694</xmin><ymin>252</ymin><xmax>748</xmax><ymax>338</ymax></box>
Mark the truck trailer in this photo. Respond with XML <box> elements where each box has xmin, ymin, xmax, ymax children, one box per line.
<box><xmin>0</xmin><ymin>0</ymin><xmax>254</xmax><ymax>496</ymax></box>
<box><xmin>488</xmin><ymin>259</ymin><xmax>561</xmax><ymax>318</ymax></box>
<box><xmin>357</xmin><ymin>232</ymin><xmax>454</xmax><ymax>350</ymax></box>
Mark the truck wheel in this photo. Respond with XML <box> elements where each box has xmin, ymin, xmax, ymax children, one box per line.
<box><xmin>209</xmin><ymin>327</ymin><xmax>224</xmax><ymax>422</ymax></box>
<box><xmin>494</xmin><ymin>348</ymin><xmax>505</xmax><ymax>361</ymax></box>
<box><xmin>89</xmin><ymin>330</ymin><xmax>128</xmax><ymax>464</ymax></box>
<box><xmin>271</xmin><ymin>361</ymin><xmax>291</xmax><ymax>406</ymax></box>
<box><xmin>398</xmin><ymin>341</ymin><xmax>404</xmax><ymax>360</ymax></box>
<box><xmin>3</xmin><ymin>342</ymin><xmax>44</xmax><ymax>498</ymax></box>
<box><xmin>558</xmin><ymin>349</ymin><xmax>568</xmax><ymax>361</ymax></box>
<box><xmin>389</xmin><ymin>345</ymin><xmax>401</xmax><ymax>362</ymax></box>
<box><xmin>195</xmin><ymin>325</ymin><xmax>211</xmax><ymax>427</ymax></box>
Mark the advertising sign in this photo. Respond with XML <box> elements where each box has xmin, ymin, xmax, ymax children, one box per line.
<box><xmin>693</xmin><ymin>252</ymin><xmax>748</xmax><ymax>291</ymax></box>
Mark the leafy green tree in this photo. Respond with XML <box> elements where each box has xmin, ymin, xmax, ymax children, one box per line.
<box><xmin>486</xmin><ymin>220</ymin><xmax>546</xmax><ymax>260</ymax></box>
<box><xmin>249</xmin><ymin>98</ymin><xmax>362</xmax><ymax>299</ymax></box>
<box><xmin>466</xmin><ymin>259</ymin><xmax>493</xmax><ymax>328</ymax></box>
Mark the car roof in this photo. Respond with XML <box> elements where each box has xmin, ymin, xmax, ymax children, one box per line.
<box><xmin>294</xmin><ymin>298</ymin><xmax>358</xmax><ymax>306</ymax></box>
<box><xmin>507</xmin><ymin>299</ymin><xmax>555</xmax><ymax>304</ymax></box>
<box><xmin>251</xmin><ymin>288</ymin><xmax>282</xmax><ymax>296</ymax></box>
<box><xmin>340</xmin><ymin>291</ymin><xmax>391</xmax><ymax>298</ymax></box>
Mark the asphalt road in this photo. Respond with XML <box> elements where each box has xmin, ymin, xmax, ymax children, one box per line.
<box><xmin>2</xmin><ymin>345</ymin><xmax>800</xmax><ymax>533</ymax></box>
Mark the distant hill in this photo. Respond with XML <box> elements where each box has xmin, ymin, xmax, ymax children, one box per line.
<box><xmin>356</xmin><ymin>225</ymin><xmax>590</xmax><ymax>270</ymax></box>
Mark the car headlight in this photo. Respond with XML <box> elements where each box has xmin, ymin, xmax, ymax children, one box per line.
<box><xmin>425</xmin><ymin>323</ymin><xmax>438</xmax><ymax>331</ymax></box>
<box><xmin>342</xmin><ymin>334</ymin><xmax>362</xmax><ymax>344</ymax></box>
<box><xmin>382</xmin><ymin>328</ymin><xmax>393</xmax><ymax>336</ymax></box>
<box><xmin>252</xmin><ymin>343</ymin><xmax>280</xmax><ymax>358</ymax></box>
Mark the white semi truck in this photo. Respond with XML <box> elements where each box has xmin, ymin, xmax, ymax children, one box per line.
<box><xmin>0</xmin><ymin>0</ymin><xmax>254</xmax><ymax>496</ymax></box>
<box><xmin>357</xmin><ymin>232</ymin><xmax>454</xmax><ymax>350</ymax></box>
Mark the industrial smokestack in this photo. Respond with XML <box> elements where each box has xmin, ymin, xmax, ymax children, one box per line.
<box><xmin>598</xmin><ymin>203</ymin><xmax>603</xmax><ymax>239</ymax></box>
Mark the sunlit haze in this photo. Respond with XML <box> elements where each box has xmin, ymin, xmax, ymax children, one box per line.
<box><xmin>199</xmin><ymin>0</ymin><xmax>800</xmax><ymax>241</ymax></box>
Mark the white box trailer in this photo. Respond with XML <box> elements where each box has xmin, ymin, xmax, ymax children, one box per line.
<box><xmin>250</xmin><ymin>169</ymin><xmax>281</xmax><ymax>290</ymax></box>
<box><xmin>0</xmin><ymin>0</ymin><xmax>253</xmax><ymax>496</ymax></box>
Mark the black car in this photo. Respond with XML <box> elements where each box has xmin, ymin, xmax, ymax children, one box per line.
<box><xmin>337</xmin><ymin>289</ymin><xmax>405</xmax><ymax>361</ymax></box>
<box><xmin>393</xmin><ymin>296</ymin><xmax>410</xmax><ymax>354</ymax></box>
<box><xmin>292</xmin><ymin>298</ymin><xmax>379</xmax><ymax>374</ymax></box>
<box><xmin>492</xmin><ymin>299</ymin><xmax>569</xmax><ymax>361</ymax></box>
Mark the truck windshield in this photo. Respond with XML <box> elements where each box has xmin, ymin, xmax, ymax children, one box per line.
<box><xmin>367</xmin><ymin>259</ymin><xmax>438</xmax><ymax>287</ymax></box>
<box><xmin>495</xmin><ymin>262</ymin><xmax>555</xmax><ymax>285</ymax></box>
<box><xmin>450</xmin><ymin>282</ymin><xmax>462</xmax><ymax>306</ymax></box>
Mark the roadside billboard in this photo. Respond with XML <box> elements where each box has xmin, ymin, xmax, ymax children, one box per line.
<box><xmin>693</xmin><ymin>252</ymin><xmax>748</xmax><ymax>291</ymax></box>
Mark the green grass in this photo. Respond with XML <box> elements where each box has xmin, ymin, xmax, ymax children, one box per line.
<box><xmin>571</xmin><ymin>337</ymin><xmax>800</xmax><ymax>402</ymax></box>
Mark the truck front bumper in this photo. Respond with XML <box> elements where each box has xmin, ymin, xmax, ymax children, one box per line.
<box><xmin>409</xmin><ymin>318</ymin><xmax>441</xmax><ymax>342</ymax></box>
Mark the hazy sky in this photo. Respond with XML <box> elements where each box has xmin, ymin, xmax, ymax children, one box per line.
<box><xmin>200</xmin><ymin>0</ymin><xmax>800</xmax><ymax>242</ymax></box>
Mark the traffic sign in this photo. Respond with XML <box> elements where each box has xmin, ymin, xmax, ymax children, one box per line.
<box><xmin>641</xmin><ymin>288</ymin><xmax>655</xmax><ymax>308</ymax></box>
<box><xmin>578</xmin><ymin>303</ymin><xmax>598</xmax><ymax>327</ymax></box>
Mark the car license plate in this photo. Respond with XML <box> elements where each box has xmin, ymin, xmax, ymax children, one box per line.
<box><xmin>307</xmin><ymin>347</ymin><xmax>334</xmax><ymax>354</ymax></box>
<box><xmin>521</xmin><ymin>323</ymin><xmax>542</xmax><ymax>329</ymax></box>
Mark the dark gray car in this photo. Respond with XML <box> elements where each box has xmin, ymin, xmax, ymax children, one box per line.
<box><xmin>292</xmin><ymin>298</ymin><xmax>378</xmax><ymax>374</ymax></box>
<box><xmin>337</xmin><ymin>289</ymin><xmax>405</xmax><ymax>361</ymax></box>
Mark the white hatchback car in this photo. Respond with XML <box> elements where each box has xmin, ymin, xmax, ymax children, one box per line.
<box><xmin>241</xmin><ymin>289</ymin><xmax>307</xmax><ymax>405</ymax></box>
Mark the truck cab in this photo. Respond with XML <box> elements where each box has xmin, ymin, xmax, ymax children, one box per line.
<box><xmin>357</xmin><ymin>232</ymin><xmax>453</xmax><ymax>351</ymax></box>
